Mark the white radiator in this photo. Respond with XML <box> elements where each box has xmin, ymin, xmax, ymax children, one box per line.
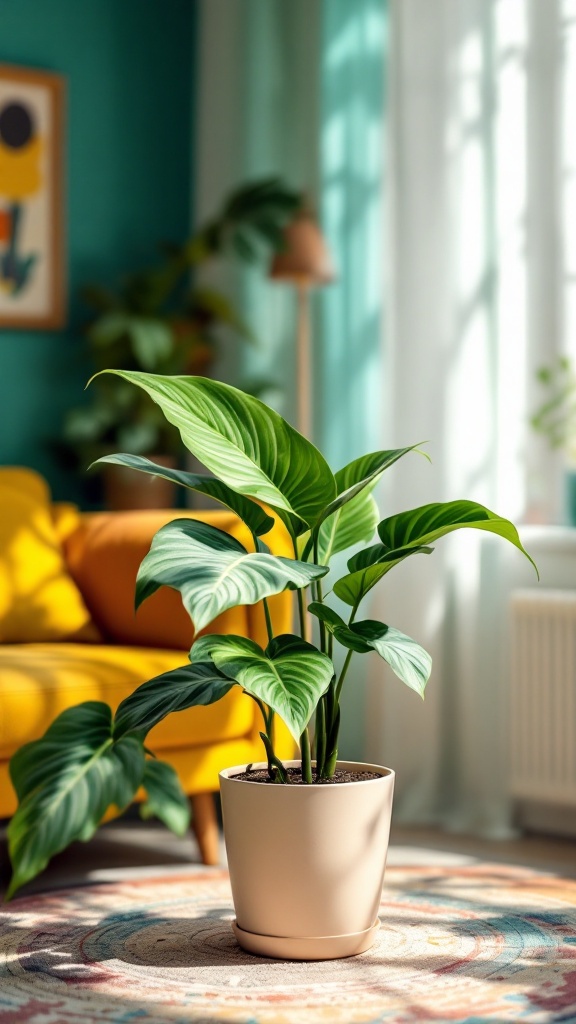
<box><xmin>509</xmin><ymin>589</ymin><xmax>576</xmax><ymax>806</ymax></box>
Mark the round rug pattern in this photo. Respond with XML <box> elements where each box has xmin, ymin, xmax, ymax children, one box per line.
<box><xmin>1</xmin><ymin>864</ymin><xmax>576</xmax><ymax>1024</ymax></box>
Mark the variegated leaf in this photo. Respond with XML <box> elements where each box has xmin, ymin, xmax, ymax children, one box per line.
<box><xmin>334</xmin><ymin>500</ymin><xmax>537</xmax><ymax>606</ymax></box>
<box><xmin>191</xmin><ymin>633</ymin><xmax>334</xmax><ymax>740</ymax></box>
<box><xmin>91</xmin><ymin>371</ymin><xmax>336</xmax><ymax>530</ymax></box>
<box><xmin>8</xmin><ymin>703</ymin><xmax>144</xmax><ymax>899</ymax></box>
<box><xmin>315</xmin><ymin>446</ymin><xmax>424</xmax><ymax>562</ymax></box>
<box><xmin>308</xmin><ymin>603</ymin><xmax>432</xmax><ymax>697</ymax></box>
<box><xmin>136</xmin><ymin>518</ymin><xmax>329</xmax><ymax>633</ymax></box>
<box><xmin>140</xmin><ymin>760</ymin><xmax>191</xmax><ymax>836</ymax></box>
<box><xmin>93</xmin><ymin>453</ymin><xmax>274</xmax><ymax>536</ymax></box>
<box><xmin>113</xmin><ymin>662</ymin><xmax>235</xmax><ymax>739</ymax></box>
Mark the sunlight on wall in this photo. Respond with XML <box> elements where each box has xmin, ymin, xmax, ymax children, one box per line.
<box><xmin>445</xmin><ymin>1</ymin><xmax>528</xmax><ymax>522</ymax></box>
<box><xmin>447</xmin><ymin>21</ymin><xmax>493</xmax><ymax>511</ymax></box>
<box><xmin>562</xmin><ymin>0</ymin><xmax>576</xmax><ymax>367</ymax></box>
<box><xmin>494</xmin><ymin>0</ymin><xmax>528</xmax><ymax>519</ymax></box>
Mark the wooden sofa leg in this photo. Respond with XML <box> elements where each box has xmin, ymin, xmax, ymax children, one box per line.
<box><xmin>191</xmin><ymin>792</ymin><xmax>220</xmax><ymax>865</ymax></box>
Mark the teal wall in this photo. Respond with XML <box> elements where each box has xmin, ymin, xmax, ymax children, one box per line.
<box><xmin>0</xmin><ymin>0</ymin><xmax>195</xmax><ymax>501</ymax></box>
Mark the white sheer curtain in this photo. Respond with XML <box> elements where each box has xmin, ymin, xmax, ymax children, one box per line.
<box><xmin>195</xmin><ymin>0</ymin><xmax>388</xmax><ymax>759</ymax></box>
<box><xmin>367</xmin><ymin>0</ymin><xmax>575</xmax><ymax>836</ymax></box>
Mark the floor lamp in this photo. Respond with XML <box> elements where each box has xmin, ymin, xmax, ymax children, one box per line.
<box><xmin>269</xmin><ymin>209</ymin><xmax>335</xmax><ymax>439</ymax></box>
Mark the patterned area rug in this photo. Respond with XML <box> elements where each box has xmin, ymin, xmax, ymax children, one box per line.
<box><xmin>1</xmin><ymin>864</ymin><xmax>576</xmax><ymax>1024</ymax></box>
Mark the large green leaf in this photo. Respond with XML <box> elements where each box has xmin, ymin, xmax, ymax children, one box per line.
<box><xmin>308</xmin><ymin>603</ymin><xmax>431</xmax><ymax>697</ymax></box>
<box><xmin>191</xmin><ymin>633</ymin><xmax>334</xmax><ymax>741</ymax></box>
<box><xmin>316</xmin><ymin>490</ymin><xmax>378</xmax><ymax>564</ymax></box>
<box><xmin>315</xmin><ymin>447</ymin><xmax>424</xmax><ymax>562</ymax></box>
<box><xmin>363</xmin><ymin>623</ymin><xmax>432</xmax><ymax>697</ymax></box>
<box><xmin>140</xmin><ymin>759</ymin><xmax>191</xmax><ymax>836</ymax></box>
<box><xmin>136</xmin><ymin>518</ymin><xmax>329</xmax><ymax>633</ymax></box>
<box><xmin>91</xmin><ymin>371</ymin><xmax>336</xmax><ymax>529</ymax></box>
<box><xmin>333</xmin><ymin>546</ymin><xmax>433</xmax><ymax>606</ymax></box>
<box><xmin>334</xmin><ymin>499</ymin><xmax>538</xmax><ymax>606</ymax></box>
<box><xmin>376</xmin><ymin>501</ymin><xmax>538</xmax><ymax>564</ymax></box>
<box><xmin>92</xmin><ymin>453</ymin><xmax>274</xmax><ymax>537</ymax></box>
<box><xmin>307</xmin><ymin>601</ymin><xmax>346</xmax><ymax>631</ymax></box>
<box><xmin>308</xmin><ymin>602</ymin><xmax>372</xmax><ymax>653</ymax></box>
<box><xmin>7</xmin><ymin>703</ymin><xmax>145</xmax><ymax>899</ymax></box>
<box><xmin>113</xmin><ymin>662</ymin><xmax>234</xmax><ymax>739</ymax></box>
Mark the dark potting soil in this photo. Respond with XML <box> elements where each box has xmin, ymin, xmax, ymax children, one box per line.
<box><xmin>231</xmin><ymin>767</ymin><xmax>383</xmax><ymax>785</ymax></box>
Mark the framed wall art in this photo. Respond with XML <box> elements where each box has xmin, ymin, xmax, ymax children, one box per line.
<box><xmin>0</xmin><ymin>64</ymin><xmax>65</xmax><ymax>329</ymax></box>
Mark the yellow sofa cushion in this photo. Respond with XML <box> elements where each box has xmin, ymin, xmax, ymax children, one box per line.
<box><xmin>0</xmin><ymin>642</ymin><xmax>256</xmax><ymax>759</ymax></box>
<box><xmin>0</xmin><ymin>468</ymin><xmax>99</xmax><ymax>643</ymax></box>
<box><xmin>51</xmin><ymin>501</ymin><xmax>84</xmax><ymax>543</ymax></box>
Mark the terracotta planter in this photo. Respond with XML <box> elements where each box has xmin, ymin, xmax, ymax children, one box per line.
<box><xmin>219</xmin><ymin>759</ymin><xmax>395</xmax><ymax>960</ymax></box>
<box><xmin>103</xmin><ymin>454</ymin><xmax>177</xmax><ymax>511</ymax></box>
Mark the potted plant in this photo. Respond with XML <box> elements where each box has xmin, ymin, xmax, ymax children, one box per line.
<box><xmin>57</xmin><ymin>178</ymin><xmax>300</xmax><ymax>509</ymax></box>
<box><xmin>530</xmin><ymin>355</ymin><xmax>576</xmax><ymax>525</ymax></box>
<box><xmin>6</xmin><ymin>372</ymin><xmax>537</xmax><ymax>960</ymax></box>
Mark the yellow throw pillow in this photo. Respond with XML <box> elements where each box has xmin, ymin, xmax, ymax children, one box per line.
<box><xmin>51</xmin><ymin>501</ymin><xmax>83</xmax><ymax>544</ymax></box>
<box><xmin>0</xmin><ymin>467</ymin><xmax>99</xmax><ymax>643</ymax></box>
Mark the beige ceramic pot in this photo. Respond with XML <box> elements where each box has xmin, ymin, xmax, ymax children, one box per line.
<box><xmin>219</xmin><ymin>759</ymin><xmax>395</xmax><ymax>961</ymax></box>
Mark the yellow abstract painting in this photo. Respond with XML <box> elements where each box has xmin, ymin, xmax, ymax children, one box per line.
<box><xmin>0</xmin><ymin>65</ymin><xmax>65</xmax><ymax>329</ymax></box>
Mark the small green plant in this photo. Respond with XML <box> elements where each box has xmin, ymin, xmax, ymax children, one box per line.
<box><xmin>531</xmin><ymin>355</ymin><xmax>576</xmax><ymax>462</ymax></box>
<box><xmin>6</xmin><ymin>373</ymin><xmax>538</xmax><ymax>897</ymax></box>
<box><xmin>59</xmin><ymin>179</ymin><xmax>300</xmax><ymax>469</ymax></box>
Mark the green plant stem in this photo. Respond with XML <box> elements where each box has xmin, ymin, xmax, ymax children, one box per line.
<box><xmin>259</xmin><ymin>732</ymin><xmax>288</xmax><ymax>783</ymax></box>
<box><xmin>323</xmin><ymin>733</ymin><xmax>339</xmax><ymax>778</ymax></box>
<box><xmin>312</xmin><ymin>581</ymin><xmax>326</xmax><ymax>652</ymax></box>
<box><xmin>334</xmin><ymin>649</ymin><xmax>353</xmax><ymax>706</ymax></box>
<box><xmin>266</xmin><ymin>707</ymin><xmax>275</xmax><ymax>748</ymax></box>
<box><xmin>291</xmin><ymin>533</ymin><xmax>309</xmax><ymax>643</ymax></box>
<box><xmin>325</xmin><ymin>682</ymin><xmax>335</xmax><ymax>736</ymax></box>
<box><xmin>313</xmin><ymin>539</ymin><xmax>327</xmax><ymax>654</ymax></box>
<box><xmin>245</xmin><ymin>692</ymin><xmax>281</xmax><ymax>781</ymax></box>
<box><xmin>323</xmin><ymin>678</ymin><xmax>341</xmax><ymax>778</ymax></box>
<box><xmin>315</xmin><ymin>698</ymin><xmax>326</xmax><ymax>777</ymax></box>
<box><xmin>262</xmin><ymin>598</ymin><xmax>274</xmax><ymax>644</ymax></box>
<box><xmin>332</xmin><ymin>598</ymin><xmax>360</xmax><ymax>707</ymax></box>
<box><xmin>300</xmin><ymin>727</ymin><xmax>313</xmax><ymax>784</ymax></box>
<box><xmin>322</xmin><ymin>697</ymin><xmax>340</xmax><ymax>777</ymax></box>
<box><xmin>246</xmin><ymin>691</ymin><xmax>268</xmax><ymax>727</ymax></box>
<box><xmin>321</xmin><ymin>646</ymin><xmax>354</xmax><ymax>781</ymax></box>
<box><xmin>297</xmin><ymin>588</ymin><xmax>308</xmax><ymax>642</ymax></box>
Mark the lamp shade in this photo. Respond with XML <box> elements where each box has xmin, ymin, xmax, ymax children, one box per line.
<box><xmin>269</xmin><ymin>211</ymin><xmax>335</xmax><ymax>286</ymax></box>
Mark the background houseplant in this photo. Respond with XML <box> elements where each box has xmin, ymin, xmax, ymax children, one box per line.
<box><xmin>7</xmin><ymin>373</ymin><xmax>537</xmax><ymax>946</ymax></box>
<box><xmin>531</xmin><ymin>355</ymin><xmax>576</xmax><ymax>525</ymax></box>
<box><xmin>58</xmin><ymin>179</ymin><xmax>300</xmax><ymax>508</ymax></box>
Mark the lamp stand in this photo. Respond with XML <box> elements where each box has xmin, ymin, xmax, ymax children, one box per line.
<box><xmin>296</xmin><ymin>282</ymin><xmax>312</xmax><ymax>439</ymax></box>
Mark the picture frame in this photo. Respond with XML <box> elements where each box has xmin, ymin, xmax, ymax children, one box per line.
<box><xmin>0</xmin><ymin>64</ymin><xmax>66</xmax><ymax>329</ymax></box>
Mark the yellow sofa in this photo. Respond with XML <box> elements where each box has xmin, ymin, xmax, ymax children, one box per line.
<box><xmin>0</xmin><ymin>468</ymin><xmax>295</xmax><ymax>863</ymax></box>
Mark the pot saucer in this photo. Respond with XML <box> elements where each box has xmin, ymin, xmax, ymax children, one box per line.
<box><xmin>231</xmin><ymin>918</ymin><xmax>380</xmax><ymax>961</ymax></box>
